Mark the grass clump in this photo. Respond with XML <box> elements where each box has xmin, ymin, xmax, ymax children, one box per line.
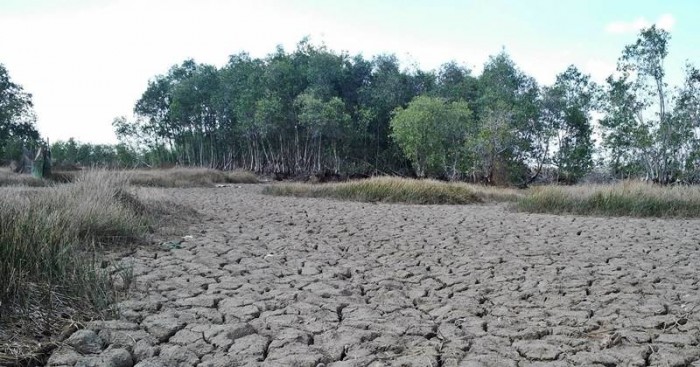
<box><xmin>0</xmin><ymin>166</ymin><xmax>49</xmax><ymax>187</ymax></box>
<box><xmin>128</xmin><ymin>167</ymin><xmax>259</xmax><ymax>187</ymax></box>
<box><xmin>0</xmin><ymin>170</ymin><xmax>149</xmax><ymax>356</ymax></box>
<box><xmin>517</xmin><ymin>181</ymin><xmax>700</xmax><ymax>217</ymax></box>
<box><xmin>0</xmin><ymin>167</ymin><xmax>79</xmax><ymax>187</ymax></box>
<box><xmin>264</xmin><ymin>176</ymin><xmax>522</xmax><ymax>204</ymax></box>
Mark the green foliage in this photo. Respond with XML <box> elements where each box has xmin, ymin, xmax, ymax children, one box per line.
<box><xmin>0</xmin><ymin>64</ymin><xmax>40</xmax><ymax>160</ymax></box>
<box><xmin>674</xmin><ymin>65</ymin><xmax>700</xmax><ymax>182</ymax></box>
<box><xmin>600</xmin><ymin>26</ymin><xmax>695</xmax><ymax>183</ymax></box>
<box><xmin>468</xmin><ymin>52</ymin><xmax>542</xmax><ymax>185</ymax></box>
<box><xmin>123</xmin><ymin>43</ymin><xmax>558</xmax><ymax>183</ymax></box>
<box><xmin>120</xmin><ymin>45</ymin><xmax>571</xmax><ymax>183</ymax></box>
<box><xmin>127</xmin><ymin>44</ymin><xmax>414</xmax><ymax>173</ymax></box>
<box><xmin>434</xmin><ymin>62</ymin><xmax>479</xmax><ymax>102</ymax></box>
<box><xmin>51</xmin><ymin>138</ymin><xmax>142</xmax><ymax>168</ymax></box>
<box><xmin>296</xmin><ymin>93</ymin><xmax>352</xmax><ymax>171</ymax></box>
<box><xmin>111</xmin><ymin>34</ymin><xmax>700</xmax><ymax>184</ymax></box>
<box><xmin>542</xmin><ymin>66</ymin><xmax>598</xmax><ymax>183</ymax></box>
<box><xmin>390</xmin><ymin>96</ymin><xmax>473</xmax><ymax>178</ymax></box>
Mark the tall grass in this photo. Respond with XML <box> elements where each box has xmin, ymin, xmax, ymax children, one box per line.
<box><xmin>265</xmin><ymin>177</ymin><xmax>700</xmax><ymax>217</ymax></box>
<box><xmin>128</xmin><ymin>167</ymin><xmax>259</xmax><ymax>187</ymax></box>
<box><xmin>0</xmin><ymin>166</ymin><xmax>48</xmax><ymax>187</ymax></box>
<box><xmin>517</xmin><ymin>181</ymin><xmax>700</xmax><ymax>217</ymax></box>
<box><xmin>263</xmin><ymin>176</ymin><xmax>522</xmax><ymax>204</ymax></box>
<box><xmin>0</xmin><ymin>167</ymin><xmax>79</xmax><ymax>187</ymax></box>
<box><xmin>0</xmin><ymin>171</ymin><xmax>149</xmax><ymax>340</ymax></box>
<box><xmin>1</xmin><ymin>166</ymin><xmax>260</xmax><ymax>188</ymax></box>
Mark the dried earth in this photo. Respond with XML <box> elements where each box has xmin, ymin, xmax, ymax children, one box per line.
<box><xmin>47</xmin><ymin>185</ymin><xmax>700</xmax><ymax>366</ymax></box>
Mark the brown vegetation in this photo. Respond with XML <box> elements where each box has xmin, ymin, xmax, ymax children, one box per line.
<box><xmin>518</xmin><ymin>181</ymin><xmax>700</xmax><ymax>218</ymax></box>
<box><xmin>263</xmin><ymin>176</ymin><xmax>523</xmax><ymax>205</ymax></box>
<box><xmin>127</xmin><ymin>168</ymin><xmax>259</xmax><ymax>187</ymax></box>
<box><xmin>265</xmin><ymin>176</ymin><xmax>700</xmax><ymax>217</ymax></box>
<box><xmin>0</xmin><ymin>171</ymin><xmax>148</xmax><ymax>364</ymax></box>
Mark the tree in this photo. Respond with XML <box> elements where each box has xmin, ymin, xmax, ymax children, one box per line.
<box><xmin>218</xmin><ymin>53</ymin><xmax>266</xmax><ymax>170</ymax></box>
<box><xmin>133</xmin><ymin>69</ymin><xmax>177</xmax><ymax>163</ymax></box>
<box><xmin>295</xmin><ymin>93</ymin><xmax>351</xmax><ymax>172</ymax></box>
<box><xmin>601</xmin><ymin>26</ymin><xmax>681</xmax><ymax>183</ymax></box>
<box><xmin>169</xmin><ymin>63</ymin><xmax>221</xmax><ymax>166</ymax></box>
<box><xmin>673</xmin><ymin>64</ymin><xmax>700</xmax><ymax>181</ymax></box>
<box><xmin>434</xmin><ymin>62</ymin><xmax>479</xmax><ymax>103</ymax></box>
<box><xmin>361</xmin><ymin>55</ymin><xmax>415</xmax><ymax>171</ymax></box>
<box><xmin>50</xmin><ymin>139</ymin><xmax>123</xmax><ymax>167</ymax></box>
<box><xmin>390</xmin><ymin>96</ymin><xmax>474</xmax><ymax>178</ymax></box>
<box><xmin>473</xmin><ymin>52</ymin><xmax>542</xmax><ymax>185</ymax></box>
<box><xmin>542</xmin><ymin>65</ymin><xmax>598</xmax><ymax>183</ymax></box>
<box><xmin>51</xmin><ymin>138</ymin><xmax>80</xmax><ymax>165</ymax></box>
<box><xmin>0</xmin><ymin>63</ymin><xmax>40</xmax><ymax>160</ymax></box>
<box><xmin>471</xmin><ymin>102</ymin><xmax>518</xmax><ymax>183</ymax></box>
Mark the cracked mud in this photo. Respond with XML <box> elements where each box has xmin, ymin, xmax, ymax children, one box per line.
<box><xmin>47</xmin><ymin>186</ymin><xmax>700</xmax><ymax>366</ymax></box>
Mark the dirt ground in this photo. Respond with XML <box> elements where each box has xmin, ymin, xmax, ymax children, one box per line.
<box><xmin>47</xmin><ymin>185</ymin><xmax>700</xmax><ymax>366</ymax></box>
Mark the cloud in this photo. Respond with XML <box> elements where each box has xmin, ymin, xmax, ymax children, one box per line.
<box><xmin>605</xmin><ymin>13</ymin><xmax>675</xmax><ymax>34</ymax></box>
<box><xmin>656</xmin><ymin>14</ymin><xmax>676</xmax><ymax>31</ymax></box>
<box><xmin>583</xmin><ymin>59</ymin><xmax>617</xmax><ymax>83</ymax></box>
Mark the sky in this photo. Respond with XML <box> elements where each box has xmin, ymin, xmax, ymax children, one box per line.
<box><xmin>1</xmin><ymin>0</ymin><xmax>699</xmax><ymax>144</ymax></box>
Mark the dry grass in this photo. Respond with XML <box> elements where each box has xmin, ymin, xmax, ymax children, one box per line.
<box><xmin>2</xmin><ymin>166</ymin><xmax>259</xmax><ymax>188</ymax></box>
<box><xmin>0</xmin><ymin>166</ymin><xmax>49</xmax><ymax>187</ymax></box>
<box><xmin>128</xmin><ymin>167</ymin><xmax>259</xmax><ymax>187</ymax></box>
<box><xmin>265</xmin><ymin>177</ymin><xmax>700</xmax><ymax>217</ymax></box>
<box><xmin>0</xmin><ymin>167</ymin><xmax>79</xmax><ymax>187</ymax></box>
<box><xmin>0</xmin><ymin>170</ymin><xmax>150</xmax><ymax>362</ymax></box>
<box><xmin>264</xmin><ymin>176</ymin><xmax>523</xmax><ymax>205</ymax></box>
<box><xmin>467</xmin><ymin>184</ymin><xmax>524</xmax><ymax>203</ymax></box>
<box><xmin>517</xmin><ymin>181</ymin><xmax>700</xmax><ymax>217</ymax></box>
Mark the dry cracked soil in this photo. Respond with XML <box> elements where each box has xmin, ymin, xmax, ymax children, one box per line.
<box><xmin>46</xmin><ymin>185</ymin><xmax>700</xmax><ymax>367</ymax></box>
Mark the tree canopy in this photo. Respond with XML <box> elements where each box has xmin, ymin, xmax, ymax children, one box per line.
<box><xmin>390</xmin><ymin>96</ymin><xmax>473</xmax><ymax>179</ymax></box>
<box><xmin>600</xmin><ymin>26</ymin><xmax>700</xmax><ymax>183</ymax></box>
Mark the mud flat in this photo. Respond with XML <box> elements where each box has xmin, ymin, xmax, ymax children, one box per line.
<box><xmin>47</xmin><ymin>185</ymin><xmax>700</xmax><ymax>366</ymax></box>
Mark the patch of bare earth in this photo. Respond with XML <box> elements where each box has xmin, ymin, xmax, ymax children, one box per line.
<box><xmin>46</xmin><ymin>185</ymin><xmax>700</xmax><ymax>366</ymax></box>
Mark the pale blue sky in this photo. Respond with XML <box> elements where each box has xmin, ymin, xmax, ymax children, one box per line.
<box><xmin>1</xmin><ymin>0</ymin><xmax>698</xmax><ymax>143</ymax></box>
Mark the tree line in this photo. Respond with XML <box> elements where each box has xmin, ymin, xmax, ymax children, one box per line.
<box><xmin>2</xmin><ymin>27</ymin><xmax>700</xmax><ymax>184</ymax></box>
